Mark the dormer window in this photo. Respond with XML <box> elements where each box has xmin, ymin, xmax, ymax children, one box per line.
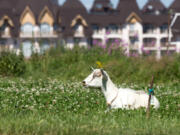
<box><xmin>108</xmin><ymin>3</ymin><xmax>113</xmax><ymax>8</ymax></box>
<box><xmin>21</xmin><ymin>23</ymin><xmax>33</xmax><ymax>35</ymax></box>
<box><xmin>148</xmin><ymin>5</ymin><xmax>153</xmax><ymax>10</ymax></box>
<box><xmin>129</xmin><ymin>24</ymin><xmax>135</xmax><ymax>31</ymax></box>
<box><xmin>73</xmin><ymin>19</ymin><xmax>84</xmax><ymax>37</ymax></box>
<box><xmin>4</xmin><ymin>27</ymin><xmax>10</xmax><ymax>35</ymax></box>
<box><xmin>40</xmin><ymin>23</ymin><xmax>51</xmax><ymax>34</ymax></box>
<box><xmin>96</xmin><ymin>4</ymin><xmax>102</xmax><ymax>9</ymax></box>
<box><xmin>92</xmin><ymin>24</ymin><xmax>99</xmax><ymax>31</ymax></box>
<box><xmin>155</xmin><ymin>10</ymin><xmax>160</xmax><ymax>15</ymax></box>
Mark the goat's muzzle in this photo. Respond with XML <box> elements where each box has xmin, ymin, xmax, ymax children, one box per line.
<box><xmin>82</xmin><ymin>81</ymin><xmax>86</xmax><ymax>86</ymax></box>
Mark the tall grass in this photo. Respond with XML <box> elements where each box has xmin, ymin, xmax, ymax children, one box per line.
<box><xmin>1</xmin><ymin>45</ymin><xmax>180</xmax><ymax>84</ymax></box>
<box><xmin>22</xmin><ymin>45</ymin><xmax>180</xmax><ymax>84</ymax></box>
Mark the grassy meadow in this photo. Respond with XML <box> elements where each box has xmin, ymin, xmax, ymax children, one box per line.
<box><xmin>0</xmin><ymin>45</ymin><xmax>180</xmax><ymax>134</ymax></box>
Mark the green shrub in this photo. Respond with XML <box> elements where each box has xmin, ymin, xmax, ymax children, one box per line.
<box><xmin>0</xmin><ymin>51</ymin><xmax>26</xmax><ymax>76</ymax></box>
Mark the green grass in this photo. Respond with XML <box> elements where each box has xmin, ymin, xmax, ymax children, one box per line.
<box><xmin>0</xmin><ymin>79</ymin><xmax>179</xmax><ymax>135</ymax></box>
<box><xmin>2</xmin><ymin>46</ymin><xmax>180</xmax><ymax>84</ymax></box>
<box><xmin>22</xmin><ymin>46</ymin><xmax>180</xmax><ymax>84</ymax></box>
<box><xmin>0</xmin><ymin>46</ymin><xmax>180</xmax><ymax>134</ymax></box>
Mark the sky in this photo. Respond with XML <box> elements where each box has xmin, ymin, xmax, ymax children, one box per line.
<box><xmin>58</xmin><ymin>0</ymin><xmax>174</xmax><ymax>10</ymax></box>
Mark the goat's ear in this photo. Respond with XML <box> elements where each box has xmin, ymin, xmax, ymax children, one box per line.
<box><xmin>90</xmin><ymin>67</ymin><xmax>94</xmax><ymax>71</ymax></box>
<box><xmin>100</xmin><ymin>69</ymin><xmax>108</xmax><ymax>81</ymax></box>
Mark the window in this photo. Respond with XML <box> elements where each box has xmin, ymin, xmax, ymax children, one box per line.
<box><xmin>92</xmin><ymin>24</ymin><xmax>99</xmax><ymax>33</ymax></box>
<box><xmin>1</xmin><ymin>19</ymin><xmax>9</xmax><ymax>31</ymax></box>
<box><xmin>40</xmin><ymin>23</ymin><xmax>51</xmax><ymax>34</ymax></box>
<box><xmin>0</xmin><ymin>39</ymin><xmax>7</xmax><ymax>46</ymax></box>
<box><xmin>143</xmin><ymin>38</ymin><xmax>156</xmax><ymax>47</ymax></box>
<box><xmin>40</xmin><ymin>40</ymin><xmax>50</xmax><ymax>53</ymax></box>
<box><xmin>73</xmin><ymin>24</ymin><xmax>79</xmax><ymax>31</ymax></box>
<box><xmin>21</xmin><ymin>23</ymin><xmax>33</xmax><ymax>34</ymax></box>
<box><xmin>148</xmin><ymin>5</ymin><xmax>153</xmax><ymax>10</ymax></box>
<box><xmin>92</xmin><ymin>24</ymin><xmax>99</xmax><ymax>31</ymax></box>
<box><xmin>22</xmin><ymin>41</ymin><xmax>33</xmax><ymax>58</ymax></box>
<box><xmin>106</xmin><ymin>24</ymin><xmax>118</xmax><ymax>33</ymax></box>
<box><xmin>108</xmin><ymin>3</ymin><xmax>113</xmax><ymax>8</ymax></box>
<box><xmin>160</xmin><ymin>24</ymin><xmax>168</xmax><ymax>33</ymax></box>
<box><xmin>177</xmin><ymin>36</ymin><xmax>180</xmax><ymax>41</ymax></box>
<box><xmin>96</xmin><ymin>4</ymin><xmax>102</xmax><ymax>9</ymax></box>
<box><xmin>155</xmin><ymin>10</ymin><xmax>160</xmax><ymax>15</ymax></box>
<box><xmin>74</xmin><ymin>38</ymin><xmax>81</xmax><ymax>45</ymax></box>
<box><xmin>161</xmin><ymin>38</ymin><xmax>168</xmax><ymax>46</ymax></box>
<box><xmin>74</xmin><ymin>24</ymin><xmax>83</xmax><ymax>35</ymax></box>
<box><xmin>143</xmin><ymin>24</ymin><xmax>154</xmax><ymax>33</ymax></box>
<box><xmin>129</xmin><ymin>24</ymin><xmax>135</xmax><ymax>31</ymax></box>
<box><xmin>130</xmin><ymin>37</ymin><xmax>138</xmax><ymax>45</ymax></box>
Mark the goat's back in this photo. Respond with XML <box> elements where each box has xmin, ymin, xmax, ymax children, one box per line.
<box><xmin>118</xmin><ymin>88</ymin><xmax>160</xmax><ymax>109</ymax></box>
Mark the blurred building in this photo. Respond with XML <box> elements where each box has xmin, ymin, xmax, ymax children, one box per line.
<box><xmin>0</xmin><ymin>0</ymin><xmax>180</xmax><ymax>58</ymax></box>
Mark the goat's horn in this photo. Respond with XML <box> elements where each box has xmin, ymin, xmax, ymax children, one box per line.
<box><xmin>90</xmin><ymin>67</ymin><xmax>94</xmax><ymax>71</ymax></box>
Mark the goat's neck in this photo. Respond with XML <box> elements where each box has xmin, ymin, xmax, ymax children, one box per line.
<box><xmin>101</xmin><ymin>78</ymin><xmax>119</xmax><ymax>104</ymax></box>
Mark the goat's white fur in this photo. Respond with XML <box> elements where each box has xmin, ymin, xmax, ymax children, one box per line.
<box><xmin>83</xmin><ymin>69</ymin><xmax>160</xmax><ymax>109</ymax></box>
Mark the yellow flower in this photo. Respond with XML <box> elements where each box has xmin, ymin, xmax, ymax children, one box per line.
<box><xmin>96</xmin><ymin>61</ymin><xmax>103</xmax><ymax>68</ymax></box>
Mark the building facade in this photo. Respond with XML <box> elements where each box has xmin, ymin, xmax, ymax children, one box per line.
<box><xmin>0</xmin><ymin>0</ymin><xmax>180</xmax><ymax>58</ymax></box>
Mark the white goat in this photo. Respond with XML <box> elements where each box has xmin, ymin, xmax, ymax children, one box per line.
<box><xmin>82</xmin><ymin>69</ymin><xmax>160</xmax><ymax>110</ymax></box>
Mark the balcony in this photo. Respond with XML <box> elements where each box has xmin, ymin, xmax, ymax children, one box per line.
<box><xmin>107</xmin><ymin>30</ymin><xmax>122</xmax><ymax>35</ymax></box>
<box><xmin>1</xmin><ymin>28</ymin><xmax>11</xmax><ymax>38</ymax></box>
<box><xmin>20</xmin><ymin>31</ymin><xmax>57</xmax><ymax>38</ymax></box>
<box><xmin>1</xmin><ymin>32</ymin><xmax>11</xmax><ymax>38</ymax></box>
<box><xmin>143</xmin><ymin>29</ymin><xmax>157</xmax><ymax>34</ymax></box>
<box><xmin>20</xmin><ymin>32</ymin><xmax>33</xmax><ymax>38</ymax></box>
<box><xmin>93</xmin><ymin>30</ymin><xmax>103</xmax><ymax>35</ymax></box>
<box><xmin>160</xmin><ymin>29</ymin><xmax>168</xmax><ymax>34</ymax></box>
<box><xmin>129</xmin><ymin>43</ymin><xmax>139</xmax><ymax>50</ymax></box>
<box><xmin>40</xmin><ymin>31</ymin><xmax>57</xmax><ymax>38</ymax></box>
<box><xmin>161</xmin><ymin>42</ymin><xmax>168</xmax><ymax>47</ymax></box>
<box><xmin>129</xmin><ymin>30</ymin><xmax>138</xmax><ymax>37</ymax></box>
<box><xmin>74</xmin><ymin>30</ymin><xmax>84</xmax><ymax>37</ymax></box>
<box><xmin>143</xmin><ymin>42</ymin><xmax>156</xmax><ymax>47</ymax></box>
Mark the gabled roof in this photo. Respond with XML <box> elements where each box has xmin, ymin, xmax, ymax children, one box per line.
<box><xmin>51</xmin><ymin>0</ymin><xmax>59</xmax><ymax>5</ymax></box>
<box><xmin>15</xmin><ymin>0</ymin><xmax>58</xmax><ymax>22</ymax></box>
<box><xmin>60</xmin><ymin>0</ymin><xmax>92</xmax><ymax>37</ymax></box>
<box><xmin>60</xmin><ymin>0</ymin><xmax>87</xmax><ymax>22</ymax></box>
<box><xmin>11</xmin><ymin>0</ymin><xmax>59</xmax><ymax>37</ymax></box>
<box><xmin>142</xmin><ymin>14</ymin><xmax>168</xmax><ymax>26</ymax></box>
<box><xmin>90</xmin><ymin>0</ymin><xmax>114</xmax><ymax>13</ymax></box>
<box><xmin>89</xmin><ymin>14</ymin><xmax>120</xmax><ymax>28</ymax></box>
<box><xmin>142</xmin><ymin>0</ymin><xmax>167</xmax><ymax>15</ymax></box>
<box><xmin>117</xmin><ymin>0</ymin><xmax>142</xmax><ymax>23</ymax></box>
<box><xmin>141</xmin><ymin>0</ymin><xmax>168</xmax><ymax>26</ymax></box>
<box><xmin>0</xmin><ymin>0</ymin><xmax>19</xmax><ymax>37</ymax></box>
<box><xmin>0</xmin><ymin>0</ymin><xmax>17</xmax><ymax>19</ymax></box>
<box><xmin>89</xmin><ymin>0</ymin><xmax>117</xmax><ymax>27</ymax></box>
<box><xmin>169</xmin><ymin>0</ymin><xmax>180</xmax><ymax>13</ymax></box>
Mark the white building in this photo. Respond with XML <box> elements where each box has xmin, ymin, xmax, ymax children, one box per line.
<box><xmin>0</xmin><ymin>0</ymin><xmax>180</xmax><ymax>58</ymax></box>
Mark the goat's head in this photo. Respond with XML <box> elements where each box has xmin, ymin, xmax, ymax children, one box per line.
<box><xmin>82</xmin><ymin>68</ymin><xmax>108</xmax><ymax>88</ymax></box>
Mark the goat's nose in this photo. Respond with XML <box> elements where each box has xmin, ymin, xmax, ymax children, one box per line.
<box><xmin>82</xmin><ymin>81</ymin><xmax>86</xmax><ymax>86</ymax></box>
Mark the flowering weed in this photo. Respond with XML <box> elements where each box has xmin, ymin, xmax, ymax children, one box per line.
<box><xmin>0</xmin><ymin>79</ymin><xmax>179</xmax><ymax>135</ymax></box>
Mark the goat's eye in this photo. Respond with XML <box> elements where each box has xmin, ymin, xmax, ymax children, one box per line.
<box><xmin>93</xmin><ymin>72</ymin><xmax>101</xmax><ymax>78</ymax></box>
